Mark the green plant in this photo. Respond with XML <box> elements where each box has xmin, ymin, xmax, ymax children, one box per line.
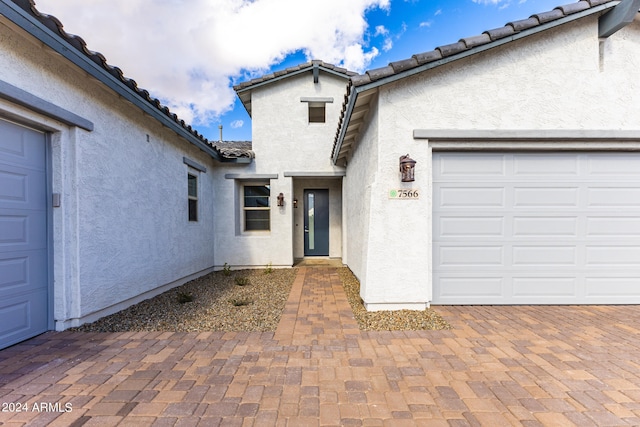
<box><xmin>223</xmin><ymin>262</ymin><xmax>231</xmax><ymax>276</ymax></box>
<box><xmin>234</xmin><ymin>276</ymin><xmax>250</xmax><ymax>286</ymax></box>
<box><xmin>264</xmin><ymin>262</ymin><xmax>273</xmax><ymax>274</ymax></box>
<box><xmin>177</xmin><ymin>291</ymin><xmax>194</xmax><ymax>304</ymax></box>
<box><xmin>229</xmin><ymin>298</ymin><xmax>253</xmax><ymax>307</ymax></box>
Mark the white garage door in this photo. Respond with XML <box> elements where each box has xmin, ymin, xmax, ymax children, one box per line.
<box><xmin>0</xmin><ymin>118</ymin><xmax>49</xmax><ymax>349</ymax></box>
<box><xmin>433</xmin><ymin>152</ymin><xmax>640</xmax><ymax>304</ymax></box>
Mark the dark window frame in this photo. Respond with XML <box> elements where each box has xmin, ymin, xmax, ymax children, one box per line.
<box><xmin>188</xmin><ymin>173</ymin><xmax>198</xmax><ymax>222</ymax></box>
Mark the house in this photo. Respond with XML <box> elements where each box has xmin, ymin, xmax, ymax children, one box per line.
<box><xmin>1</xmin><ymin>0</ymin><xmax>640</xmax><ymax>350</ymax></box>
<box><xmin>217</xmin><ymin>0</ymin><xmax>640</xmax><ymax>309</ymax></box>
<box><xmin>0</xmin><ymin>0</ymin><xmax>248</xmax><ymax>350</ymax></box>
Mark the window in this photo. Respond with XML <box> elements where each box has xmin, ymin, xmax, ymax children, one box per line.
<box><xmin>188</xmin><ymin>173</ymin><xmax>198</xmax><ymax>221</ymax></box>
<box><xmin>308</xmin><ymin>102</ymin><xmax>325</xmax><ymax>123</ymax></box>
<box><xmin>243</xmin><ymin>184</ymin><xmax>270</xmax><ymax>231</ymax></box>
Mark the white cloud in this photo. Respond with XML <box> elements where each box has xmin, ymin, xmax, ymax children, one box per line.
<box><xmin>434</xmin><ymin>9</ymin><xmax>442</xmax><ymax>16</ymax></box>
<box><xmin>35</xmin><ymin>0</ymin><xmax>390</xmax><ymax>126</ymax></box>
<box><xmin>470</xmin><ymin>0</ymin><xmax>507</xmax><ymax>4</ymax></box>
<box><xmin>374</xmin><ymin>25</ymin><xmax>389</xmax><ymax>36</ymax></box>
<box><xmin>230</xmin><ymin>120</ymin><xmax>244</xmax><ymax>129</ymax></box>
<box><xmin>419</xmin><ymin>21</ymin><xmax>432</xmax><ymax>28</ymax></box>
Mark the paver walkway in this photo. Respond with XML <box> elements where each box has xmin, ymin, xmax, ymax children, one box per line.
<box><xmin>1</xmin><ymin>267</ymin><xmax>640</xmax><ymax>426</ymax></box>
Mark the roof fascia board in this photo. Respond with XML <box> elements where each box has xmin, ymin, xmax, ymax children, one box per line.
<box><xmin>224</xmin><ymin>173</ymin><xmax>278</xmax><ymax>179</ymax></box>
<box><xmin>354</xmin><ymin>3</ymin><xmax>615</xmax><ymax>94</ymax></box>
<box><xmin>235</xmin><ymin>66</ymin><xmax>351</xmax><ymax>95</ymax></box>
<box><xmin>219</xmin><ymin>156</ymin><xmax>252</xmax><ymax>164</ymax></box>
<box><xmin>283</xmin><ymin>171</ymin><xmax>346</xmax><ymax>177</ymax></box>
<box><xmin>0</xmin><ymin>1</ymin><xmax>222</xmax><ymax>161</ymax></box>
<box><xmin>332</xmin><ymin>3</ymin><xmax>616</xmax><ymax>164</ymax></box>
<box><xmin>599</xmin><ymin>0</ymin><xmax>640</xmax><ymax>37</ymax></box>
<box><xmin>414</xmin><ymin>129</ymin><xmax>640</xmax><ymax>141</ymax></box>
<box><xmin>332</xmin><ymin>86</ymin><xmax>362</xmax><ymax>164</ymax></box>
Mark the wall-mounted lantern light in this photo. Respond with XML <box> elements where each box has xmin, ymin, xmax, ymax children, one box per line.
<box><xmin>293</xmin><ymin>198</ymin><xmax>298</xmax><ymax>208</ymax></box>
<box><xmin>277</xmin><ymin>192</ymin><xmax>285</xmax><ymax>207</ymax></box>
<box><xmin>399</xmin><ymin>154</ymin><xmax>417</xmax><ymax>182</ymax></box>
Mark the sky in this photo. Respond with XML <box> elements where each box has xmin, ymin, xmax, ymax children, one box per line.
<box><xmin>35</xmin><ymin>0</ymin><xmax>567</xmax><ymax>142</ymax></box>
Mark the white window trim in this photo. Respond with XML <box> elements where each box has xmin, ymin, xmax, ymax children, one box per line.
<box><xmin>241</xmin><ymin>182</ymin><xmax>271</xmax><ymax>233</ymax></box>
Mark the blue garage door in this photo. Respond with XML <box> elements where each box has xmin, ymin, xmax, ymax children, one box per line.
<box><xmin>0</xmin><ymin>118</ymin><xmax>49</xmax><ymax>350</ymax></box>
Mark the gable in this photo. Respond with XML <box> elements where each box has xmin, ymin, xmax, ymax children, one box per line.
<box><xmin>332</xmin><ymin>0</ymin><xmax>629</xmax><ymax>164</ymax></box>
<box><xmin>234</xmin><ymin>60</ymin><xmax>356</xmax><ymax>117</ymax></box>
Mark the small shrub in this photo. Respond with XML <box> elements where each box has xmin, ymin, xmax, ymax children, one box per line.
<box><xmin>223</xmin><ymin>263</ymin><xmax>231</xmax><ymax>276</ymax></box>
<box><xmin>264</xmin><ymin>262</ymin><xmax>273</xmax><ymax>274</ymax></box>
<box><xmin>234</xmin><ymin>276</ymin><xmax>250</xmax><ymax>286</ymax></box>
<box><xmin>177</xmin><ymin>291</ymin><xmax>194</xmax><ymax>304</ymax></box>
<box><xmin>229</xmin><ymin>298</ymin><xmax>253</xmax><ymax>307</ymax></box>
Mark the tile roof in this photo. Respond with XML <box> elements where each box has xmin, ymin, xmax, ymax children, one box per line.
<box><xmin>331</xmin><ymin>0</ymin><xmax>619</xmax><ymax>164</ymax></box>
<box><xmin>233</xmin><ymin>60</ymin><xmax>357</xmax><ymax>92</ymax></box>
<box><xmin>211</xmin><ymin>141</ymin><xmax>254</xmax><ymax>159</ymax></box>
<box><xmin>233</xmin><ymin>60</ymin><xmax>357</xmax><ymax>117</ymax></box>
<box><xmin>349</xmin><ymin>0</ymin><xmax>614</xmax><ymax>88</ymax></box>
<box><xmin>7</xmin><ymin>0</ymin><xmax>247</xmax><ymax>162</ymax></box>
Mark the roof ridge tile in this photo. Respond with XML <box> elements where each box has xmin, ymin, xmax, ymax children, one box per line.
<box><xmin>507</xmin><ymin>16</ymin><xmax>541</xmax><ymax>32</ymax></box>
<box><xmin>437</xmin><ymin>41</ymin><xmax>468</xmax><ymax>57</ymax></box>
<box><xmin>555</xmin><ymin>1</ymin><xmax>592</xmax><ymax>14</ymax></box>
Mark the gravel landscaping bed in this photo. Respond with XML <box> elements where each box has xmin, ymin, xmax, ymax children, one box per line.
<box><xmin>70</xmin><ymin>267</ymin><xmax>450</xmax><ymax>332</ymax></box>
<box><xmin>338</xmin><ymin>268</ymin><xmax>452</xmax><ymax>331</ymax></box>
<box><xmin>70</xmin><ymin>268</ymin><xmax>296</xmax><ymax>332</ymax></box>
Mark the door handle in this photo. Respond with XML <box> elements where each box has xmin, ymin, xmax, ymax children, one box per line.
<box><xmin>304</xmin><ymin>227</ymin><xmax>309</xmax><ymax>233</ymax></box>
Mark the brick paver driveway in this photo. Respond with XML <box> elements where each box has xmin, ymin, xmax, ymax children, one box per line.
<box><xmin>1</xmin><ymin>267</ymin><xmax>640</xmax><ymax>426</ymax></box>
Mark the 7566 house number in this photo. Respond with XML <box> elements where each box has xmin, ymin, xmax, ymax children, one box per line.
<box><xmin>389</xmin><ymin>189</ymin><xmax>420</xmax><ymax>199</ymax></box>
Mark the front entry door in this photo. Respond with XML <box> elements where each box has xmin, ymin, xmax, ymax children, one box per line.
<box><xmin>304</xmin><ymin>189</ymin><xmax>329</xmax><ymax>256</ymax></box>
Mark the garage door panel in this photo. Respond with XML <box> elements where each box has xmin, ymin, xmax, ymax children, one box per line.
<box><xmin>438</xmin><ymin>216</ymin><xmax>504</xmax><ymax>237</ymax></box>
<box><xmin>586</xmin><ymin>217</ymin><xmax>640</xmax><ymax>236</ymax></box>
<box><xmin>512</xmin><ymin>277</ymin><xmax>577</xmax><ymax>297</ymax></box>
<box><xmin>437</xmin><ymin>245</ymin><xmax>504</xmax><ymax>266</ymax></box>
<box><xmin>587</xmin><ymin>188</ymin><xmax>640</xmax><ymax>207</ymax></box>
<box><xmin>513</xmin><ymin>154</ymin><xmax>579</xmax><ymax>175</ymax></box>
<box><xmin>514</xmin><ymin>187</ymin><xmax>579</xmax><ymax>207</ymax></box>
<box><xmin>586</xmin><ymin>154</ymin><xmax>640</xmax><ymax>175</ymax></box>
<box><xmin>585</xmin><ymin>246</ymin><xmax>640</xmax><ymax>266</ymax></box>
<box><xmin>512</xmin><ymin>246</ymin><xmax>576</xmax><ymax>266</ymax></box>
<box><xmin>585</xmin><ymin>278</ymin><xmax>640</xmax><ymax>297</ymax></box>
<box><xmin>436</xmin><ymin>153</ymin><xmax>506</xmax><ymax>176</ymax></box>
<box><xmin>0</xmin><ymin>165</ymin><xmax>46</xmax><ymax>210</ymax></box>
<box><xmin>433</xmin><ymin>152</ymin><xmax>640</xmax><ymax>304</ymax></box>
<box><xmin>0</xmin><ymin>251</ymin><xmax>47</xmax><ymax>297</ymax></box>
<box><xmin>436</xmin><ymin>277</ymin><xmax>504</xmax><ymax>298</ymax></box>
<box><xmin>0</xmin><ymin>210</ymin><xmax>47</xmax><ymax>251</ymax></box>
<box><xmin>438</xmin><ymin>187</ymin><xmax>505</xmax><ymax>207</ymax></box>
<box><xmin>513</xmin><ymin>217</ymin><xmax>578</xmax><ymax>237</ymax></box>
<box><xmin>0</xmin><ymin>119</ymin><xmax>45</xmax><ymax>169</ymax></box>
<box><xmin>0</xmin><ymin>290</ymin><xmax>48</xmax><ymax>348</ymax></box>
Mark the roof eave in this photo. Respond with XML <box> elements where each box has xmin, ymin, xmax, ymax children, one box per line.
<box><xmin>234</xmin><ymin>65</ymin><xmax>354</xmax><ymax>117</ymax></box>
<box><xmin>332</xmin><ymin>1</ymin><xmax>618</xmax><ymax>165</ymax></box>
<box><xmin>0</xmin><ymin>0</ymin><xmax>223</xmax><ymax>162</ymax></box>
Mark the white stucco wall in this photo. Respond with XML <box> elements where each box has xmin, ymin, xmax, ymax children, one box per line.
<box><xmin>214</xmin><ymin>71</ymin><xmax>348</xmax><ymax>268</ymax></box>
<box><xmin>343</xmin><ymin>98</ymin><xmax>379</xmax><ymax>297</ymax></box>
<box><xmin>348</xmin><ymin>15</ymin><xmax>640</xmax><ymax>309</ymax></box>
<box><xmin>0</xmin><ymin>20</ymin><xmax>218</xmax><ymax>328</ymax></box>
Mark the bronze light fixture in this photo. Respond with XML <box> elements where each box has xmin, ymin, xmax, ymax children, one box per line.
<box><xmin>399</xmin><ymin>154</ymin><xmax>417</xmax><ymax>182</ymax></box>
<box><xmin>277</xmin><ymin>192</ymin><xmax>285</xmax><ymax>207</ymax></box>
